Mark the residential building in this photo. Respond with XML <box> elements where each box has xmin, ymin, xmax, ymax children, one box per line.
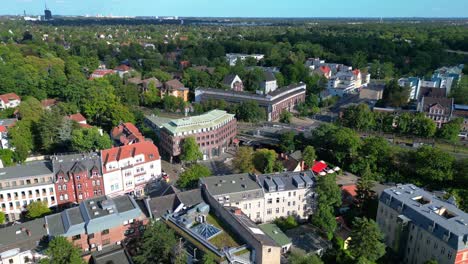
<box><xmin>111</xmin><ymin>123</ymin><xmax>145</xmax><ymax>146</ymax></box>
<box><xmin>90</xmin><ymin>69</ymin><xmax>116</xmax><ymax>80</ymax></box>
<box><xmin>259</xmin><ymin>223</ymin><xmax>292</xmax><ymax>254</ymax></box>
<box><xmin>127</xmin><ymin>77</ymin><xmax>163</xmax><ymax>92</ymax></box>
<box><xmin>51</xmin><ymin>153</ymin><xmax>105</xmax><ymax>207</ymax></box>
<box><xmin>222</xmin><ymin>74</ymin><xmax>244</xmax><ymax>92</ymax></box>
<box><xmin>41</xmin><ymin>99</ymin><xmax>58</xmax><ymax>110</ymax></box>
<box><xmin>45</xmin><ymin>195</ymin><xmax>147</xmax><ymax>252</ymax></box>
<box><xmin>0</xmin><ymin>118</ymin><xmax>17</xmax><ymax>150</ymax></box>
<box><xmin>114</xmin><ymin>65</ymin><xmax>133</xmax><ymax>78</ymax></box>
<box><xmin>66</xmin><ymin>113</ymin><xmax>93</xmax><ymax>129</ymax></box>
<box><xmin>418</xmin><ymin>87</ymin><xmax>448</xmax><ymax>101</ymax></box>
<box><xmin>327</xmin><ymin>69</ymin><xmax>370</xmax><ymax>97</ymax></box>
<box><xmin>0</xmin><ymin>162</ymin><xmax>56</xmax><ymax>222</ymax></box>
<box><xmin>157</xmin><ymin>110</ymin><xmax>237</xmax><ymax>161</ymax></box>
<box><xmin>145</xmin><ymin>188</ymin><xmax>203</xmax><ymax>220</ymax></box>
<box><xmin>0</xmin><ymin>93</ymin><xmax>21</xmax><ymax>110</ymax></box>
<box><xmin>418</xmin><ymin>97</ymin><xmax>454</xmax><ymax>128</ymax></box>
<box><xmin>360</xmin><ymin>82</ymin><xmax>385</xmax><ymax>101</ymax></box>
<box><xmin>453</xmin><ymin>104</ymin><xmax>468</xmax><ymax>133</ymax></box>
<box><xmin>195</xmin><ymin>83</ymin><xmax>306</xmax><ymax>121</ymax></box>
<box><xmin>89</xmin><ymin>245</ymin><xmax>134</xmax><ymax>264</ymax></box>
<box><xmin>200</xmin><ymin>171</ymin><xmax>316</xmax><ymax>223</ymax></box>
<box><xmin>226</xmin><ymin>53</ymin><xmax>265</xmax><ymax>66</ymax></box>
<box><xmin>163</xmin><ymin>79</ymin><xmax>189</xmax><ymax>102</ymax></box>
<box><xmin>376</xmin><ymin>184</ymin><xmax>468</xmax><ymax>264</ymax></box>
<box><xmin>258</xmin><ymin>72</ymin><xmax>278</xmax><ymax>95</ymax></box>
<box><xmin>100</xmin><ymin>141</ymin><xmax>161</xmax><ymax>197</ymax></box>
<box><xmin>279</xmin><ymin>151</ymin><xmax>305</xmax><ymax>172</ymax></box>
<box><xmin>313</xmin><ymin>65</ymin><xmax>332</xmax><ymax>79</ymax></box>
<box><xmin>399</xmin><ymin>77</ymin><xmax>421</xmax><ymax>100</ymax></box>
<box><xmin>0</xmin><ymin>218</ymin><xmax>47</xmax><ymax>264</ymax></box>
<box><xmin>305</xmin><ymin>58</ymin><xmax>352</xmax><ymax>75</ymax></box>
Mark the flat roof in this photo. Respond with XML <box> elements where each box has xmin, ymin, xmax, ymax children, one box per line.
<box><xmin>201</xmin><ymin>173</ymin><xmax>262</xmax><ymax>197</ymax></box>
<box><xmin>380</xmin><ymin>184</ymin><xmax>468</xmax><ymax>250</ymax></box>
<box><xmin>259</xmin><ymin>223</ymin><xmax>292</xmax><ymax>247</ymax></box>
<box><xmin>161</xmin><ymin>110</ymin><xmax>235</xmax><ymax>135</ymax></box>
<box><xmin>0</xmin><ymin>161</ymin><xmax>53</xmax><ymax>181</ymax></box>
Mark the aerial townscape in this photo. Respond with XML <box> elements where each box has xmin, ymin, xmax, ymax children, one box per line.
<box><xmin>0</xmin><ymin>1</ymin><xmax>467</xmax><ymax>264</ymax></box>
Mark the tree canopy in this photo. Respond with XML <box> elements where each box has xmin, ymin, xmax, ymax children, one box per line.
<box><xmin>180</xmin><ymin>137</ymin><xmax>203</xmax><ymax>162</ymax></box>
<box><xmin>40</xmin><ymin>236</ymin><xmax>85</xmax><ymax>264</ymax></box>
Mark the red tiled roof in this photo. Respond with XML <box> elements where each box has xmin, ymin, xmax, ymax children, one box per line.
<box><xmin>352</xmin><ymin>69</ymin><xmax>361</xmax><ymax>76</ymax></box>
<box><xmin>101</xmin><ymin>141</ymin><xmax>160</xmax><ymax>171</ymax></box>
<box><xmin>0</xmin><ymin>126</ymin><xmax>7</xmax><ymax>133</ymax></box>
<box><xmin>67</xmin><ymin>113</ymin><xmax>87</xmax><ymax>123</ymax></box>
<box><xmin>311</xmin><ymin>160</ymin><xmax>327</xmax><ymax>173</ymax></box>
<box><xmin>114</xmin><ymin>64</ymin><xmax>132</xmax><ymax>72</ymax></box>
<box><xmin>319</xmin><ymin>66</ymin><xmax>331</xmax><ymax>74</ymax></box>
<box><xmin>90</xmin><ymin>69</ymin><xmax>116</xmax><ymax>79</ymax></box>
<box><xmin>41</xmin><ymin>99</ymin><xmax>57</xmax><ymax>108</ymax></box>
<box><xmin>79</xmin><ymin>123</ymin><xmax>94</xmax><ymax>129</ymax></box>
<box><xmin>165</xmin><ymin>79</ymin><xmax>185</xmax><ymax>90</ymax></box>
<box><xmin>341</xmin><ymin>184</ymin><xmax>357</xmax><ymax>197</ymax></box>
<box><xmin>0</xmin><ymin>93</ymin><xmax>21</xmax><ymax>103</ymax></box>
<box><xmin>111</xmin><ymin>123</ymin><xmax>144</xmax><ymax>145</ymax></box>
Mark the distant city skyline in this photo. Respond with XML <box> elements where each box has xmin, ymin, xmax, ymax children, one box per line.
<box><xmin>4</xmin><ymin>0</ymin><xmax>468</xmax><ymax>18</ymax></box>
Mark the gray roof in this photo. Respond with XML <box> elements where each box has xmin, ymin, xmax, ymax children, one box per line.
<box><xmin>0</xmin><ymin>218</ymin><xmax>47</xmax><ymax>253</ymax></box>
<box><xmin>263</xmin><ymin>71</ymin><xmax>276</xmax><ymax>82</ymax></box>
<box><xmin>222</xmin><ymin>74</ymin><xmax>239</xmax><ymax>86</ymax></box>
<box><xmin>91</xmin><ymin>245</ymin><xmax>133</xmax><ymax>264</ymax></box>
<box><xmin>257</xmin><ymin>171</ymin><xmax>315</xmax><ymax>193</ymax></box>
<box><xmin>0</xmin><ymin>161</ymin><xmax>53</xmax><ymax>181</ymax></box>
<box><xmin>160</xmin><ymin>110</ymin><xmax>235</xmax><ymax>136</ymax></box>
<box><xmin>200</xmin><ymin>173</ymin><xmax>263</xmax><ymax>197</ymax></box>
<box><xmin>46</xmin><ymin>195</ymin><xmax>142</xmax><ymax>237</ymax></box>
<box><xmin>146</xmin><ymin>189</ymin><xmax>204</xmax><ymax>219</ymax></box>
<box><xmin>51</xmin><ymin>153</ymin><xmax>102</xmax><ymax>181</ymax></box>
<box><xmin>0</xmin><ymin>118</ymin><xmax>17</xmax><ymax>128</ymax></box>
<box><xmin>145</xmin><ymin>115</ymin><xmax>175</xmax><ymax>129</ymax></box>
<box><xmin>380</xmin><ymin>184</ymin><xmax>468</xmax><ymax>250</ymax></box>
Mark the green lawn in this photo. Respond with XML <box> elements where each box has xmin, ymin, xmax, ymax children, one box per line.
<box><xmin>206</xmin><ymin>213</ymin><xmax>241</xmax><ymax>249</ymax></box>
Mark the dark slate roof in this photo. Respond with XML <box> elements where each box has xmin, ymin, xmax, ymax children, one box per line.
<box><xmin>263</xmin><ymin>71</ymin><xmax>276</xmax><ymax>82</ymax></box>
<box><xmin>418</xmin><ymin>87</ymin><xmax>447</xmax><ymax>100</ymax></box>
<box><xmin>200</xmin><ymin>173</ymin><xmax>263</xmax><ymax>197</ymax></box>
<box><xmin>51</xmin><ymin>153</ymin><xmax>102</xmax><ymax>181</ymax></box>
<box><xmin>0</xmin><ymin>218</ymin><xmax>47</xmax><ymax>253</ymax></box>
<box><xmin>146</xmin><ymin>189</ymin><xmax>204</xmax><ymax>219</ymax></box>
<box><xmin>222</xmin><ymin>74</ymin><xmax>238</xmax><ymax>86</ymax></box>
<box><xmin>380</xmin><ymin>184</ymin><xmax>468</xmax><ymax>250</ymax></box>
<box><xmin>257</xmin><ymin>171</ymin><xmax>315</xmax><ymax>193</ymax></box>
<box><xmin>421</xmin><ymin>97</ymin><xmax>454</xmax><ymax>114</ymax></box>
<box><xmin>91</xmin><ymin>245</ymin><xmax>133</xmax><ymax>264</ymax></box>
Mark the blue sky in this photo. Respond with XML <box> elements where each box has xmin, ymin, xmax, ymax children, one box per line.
<box><xmin>6</xmin><ymin>0</ymin><xmax>468</xmax><ymax>17</ymax></box>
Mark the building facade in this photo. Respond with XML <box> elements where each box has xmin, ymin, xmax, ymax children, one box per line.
<box><xmin>195</xmin><ymin>83</ymin><xmax>306</xmax><ymax>121</ymax></box>
<box><xmin>101</xmin><ymin>141</ymin><xmax>161</xmax><ymax>197</ymax></box>
<box><xmin>376</xmin><ymin>184</ymin><xmax>468</xmax><ymax>264</ymax></box>
<box><xmin>0</xmin><ymin>162</ymin><xmax>56</xmax><ymax>222</ymax></box>
<box><xmin>201</xmin><ymin>171</ymin><xmax>316</xmax><ymax>223</ymax></box>
<box><xmin>51</xmin><ymin>153</ymin><xmax>105</xmax><ymax>207</ymax></box>
<box><xmin>418</xmin><ymin>97</ymin><xmax>454</xmax><ymax>128</ymax></box>
<box><xmin>158</xmin><ymin>110</ymin><xmax>237</xmax><ymax>161</ymax></box>
<box><xmin>45</xmin><ymin>195</ymin><xmax>147</xmax><ymax>253</ymax></box>
<box><xmin>0</xmin><ymin>93</ymin><xmax>21</xmax><ymax>110</ymax></box>
<box><xmin>111</xmin><ymin>122</ymin><xmax>145</xmax><ymax>146</ymax></box>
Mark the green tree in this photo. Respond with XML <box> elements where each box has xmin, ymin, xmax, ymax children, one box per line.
<box><xmin>424</xmin><ymin>260</ymin><xmax>438</xmax><ymax>264</ymax></box>
<box><xmin>313</xmin><ymin>173</ymin><xmax>341</xmax><ymax>239</ymax></box>
<box><xmin>273</xmin><ymin>215</ymin><xmax>299</xmax><ymax>231</ymax></box>
<box><xmin>351</xmin><ymin>51</ymin><xmax>367</xmax><ymax>70</ymax></box>
<box><xmin>0</xmin><ymin>149</ymin><xmax>14</xmax><ymax>167</ymax></box>
<box><xmin>302</xmin><ymin>146</ymin><xmax>317</xmax><ymax>168</ymax></box>
<box><xmin>253</xmin><ymin>148</ymin><xmax>277</xmax><ymax>173</ymax></box>
<box><xmin>201</xmin><ymin>253</ymin><xmax>217</xmax><ymax>264</ymax></box>
<box><xmin>279</xmin><ymin>131</ymin><xmax>296</xmax><ymax>153</ymax></box>
<box><xmin>163</xmin><ymin>95</ymin><xmax>186</xmax><ymax>112</ymax></box>
<box><xmin>177</xmin><ymin>164</ymin><xmax>212</xmax><ymax>188</ymax></box>
<box><xmin>341</xmin><ymin>104</ymin><xmax>375</xmax><ymax>131</ymax></box>
<box><xmin>348</xmin><ymin>217</ymin><xmax>386</xmax><ymax>262</ymax></box>
<box><xmin>142</xmin><ymin>81</ymin><xmax>161</xmax><ymax>107</ymax></box>
<box><xmin>26</xmin><ymin>201</ymin><xmax>51</xmax><ymax>220</ymax></box>
<box><xmin>279</xmin><ymin>110</ymin><xmax>293</xmax><ymax>124</ymax></box>
<box><xmin>382</xmin><ymin>80</ymin><xmax>411</xmax><ymax>107</ymax></box>
<box><xmin>0</xmin><ymin>212</ymin><xmax>5</xmax><ymax>224</ymax></box>
<box><xmin>233</xmin><ymin>146</ymin><xmax>254</xmax><ymax>173</ymax></box>
<box><xmin>412</xmin><ymin>146</ymin><xmax>455</xmax><ymax>183</ymax></box>
<box><xmin>70</xmin><ymin>128</ymin><xmax>112</xmax><ymax>152</ymax></box>
<box><xmin>180</xmin><ymin>137</ymin><xmax>203</xmax><ymax>163</ymax></box>
<box><xmin>236</xmin><ymin>101</ymin><xmax>266</xmax><ymax>123</ymax></box>
<box><xmin>355</xmin><ymin>164</ymin><xmax>376</xmax><ymax>212</ymax></box>
<box><xmin>17</xmin><ymin>96</ymin><xmax>44</xmax><ymax>122</ymax></box>
<box><xmin>437</xmin><ymin>118</ymin><xmax>463</xmax><ymax>142</ymax></box>
<box><xmin>411</xmin><ymin>113</ymin><xmax>437</xmax><ymax>138</ymax></box>
<box><xmin>40</xmin><ymin>236</ymin><xmax>84</xmax><ymax>264</ymax></box>
<box><xmin>134</xmin><ymin>221</ymin><xmax>178</xmax><ymax>264</ymax></box>
<box><xmin>9</xmin><ymin>120</ymin><xmax>34</xmax><ymax>162</ymax></box>
<box><xmin>37</xmin><ymin>109</ymin><xmax>64</xmax><ymax>153</ymax></box>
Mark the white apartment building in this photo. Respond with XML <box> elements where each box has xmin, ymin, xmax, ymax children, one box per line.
<box><xmin>226</xmin><ymin>53</ymin><xmax>265</xmax><ymax>66</ymax></box>
<box><xmin>327</xmin><ymin>69</ymin><xmax>370</xmax><ymax>97</ymax></box>
<box><xmin>0</xmin><ymin>93</ymin><xmax>21</xmax><ymax>110</ymax></box>
<box><xmin>0</xmin><ymin>162</ymin><xmax>56</xmax><ymax>222</ymax></box>
<box><xmin>100</xmin><ymin>141</ymin><xmax>162</xmax><ymax>198</ymax></box>
<box><xmin>201</xmin><ymin>171</ymin><xmax>316</xmax><ymax>223</ymax></box>
<box><xmin>377</xmin><ymin>184</ymin><xmax>468</xmax><ymax>264</ymax></box>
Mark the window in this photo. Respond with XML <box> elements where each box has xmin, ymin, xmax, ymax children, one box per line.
<box><xmin>62</xmin><ymin>185</ymin><xmax>66</xmax><ymax>190</ymax></box>
<box><xmin>103</xmin><ymin>239</ymin><xmax>110</xmax><ymax>245</ymax></box>
<box><xmin>77</xmin><ymin>184</ymin><xmax>82</xmax><ymax>190</ymax></box>
<box><xmin>58</xmin><ymin>185</ymin><xmax>62</xmax><ymax>191</ymax></box>
<box><xmin>276</xmin><ymin>198</ymin><xmax>280</xmax><ymax>203</ymax></box>
<box><xmin>276</xmin><ymin>208</ymin><xmax>280</xmax><ymax>213</ymax></box>
<box><xmin>288</xmin><ymin>192</ymin><xmax>291</xmax><ymax>197</ymax></box>
<box><xmin>267</xmin><ymin>198</ymin><xmax>272</xmax><ymax>204</ymax></box>
<box><xmin>76</xmin><ymin>175</ymin><xmax>80</xmax><ymax>180</ymax></box>
<box><xmin>88</xmin><ymin>233</ymin><xmax>94</xmax><ymax>239</ymax></box>
<box><xmin>9</xmin><ymin>259</ymin><xmax>13</xmax><ymax>264</ymax></box>
<box><xmin>49</xmin><ymin>187</ymin><xmax>54</xmax><ymax>193</ymax></box>
<box><xmin>268</xmin><ymin>248</ymin><xmax>271</xmax><ymax>253</ymax></box>
<box><xmin>101</xmin><ymin>229</ymin><xmax>110</xmax><ymax>235</ymax></box>
<box><xmin>64</xmin><ymin>194</ymin><xmax>68</xmax><ymax>200</ymax></box>
<box><xmin>72</xmin><ymin>234</ymin><xmax>81</xmax><ymax>240</ymax></box>
<box><xmin>59</xmin><ymin>195</ymin><xmax>63</xmax><ymax>201</ymax></box>
<box><xmin>267</xmin><ymin>209</ymin><xmax>272</xmax><ymax>215</ymax></box>
<box><xmin>92</xmin><ymin>181</ymin><xmax>95</xmax><ymax>186</ymax></box>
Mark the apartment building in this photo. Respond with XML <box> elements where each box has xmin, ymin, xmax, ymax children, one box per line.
<box><xmin>100</xmin><ymin>141</ymin><xmax>161</xmax><ymax>197</ymax></box>
<box><xmin>51</xmin><ymin>153</ymin><xmax>105</xmax><ymax>207</ymax></box>
<box><xmin>200</xmin><ymin>171</ymin><xmax>316</xmax><ymax>223</ymax></box>
<box><xmin>376</xmin><ymin>184</ymin><xmax>468</xmax><ymax>264</ymax></box>
<box><xmin>195</xmin><ymin>83</ymin><xmax>306</xmax><ymax>121</ymax></box>
<box><xmin>45</xmin><ymin>195</ymin><xmax>147</xmax><ymax>252</ymax></box>
<box><xmin>0</xmin><ymin>162</ymin><xmax>56</xmax><ymax>222</ymax></box>
<box><xmin>157</xmin><ymin>110</ymin><xmax>237</xmax><ymax>161</ymax></box>
<box><xmin>226</xmin><ymin>53</ymin><xmax>265</xmax><ymax>66</ymax></box>
<box><xmin>327</xmin><ymin>69</ymin><xmax>371</xmax><ymax>97</ymax></box>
